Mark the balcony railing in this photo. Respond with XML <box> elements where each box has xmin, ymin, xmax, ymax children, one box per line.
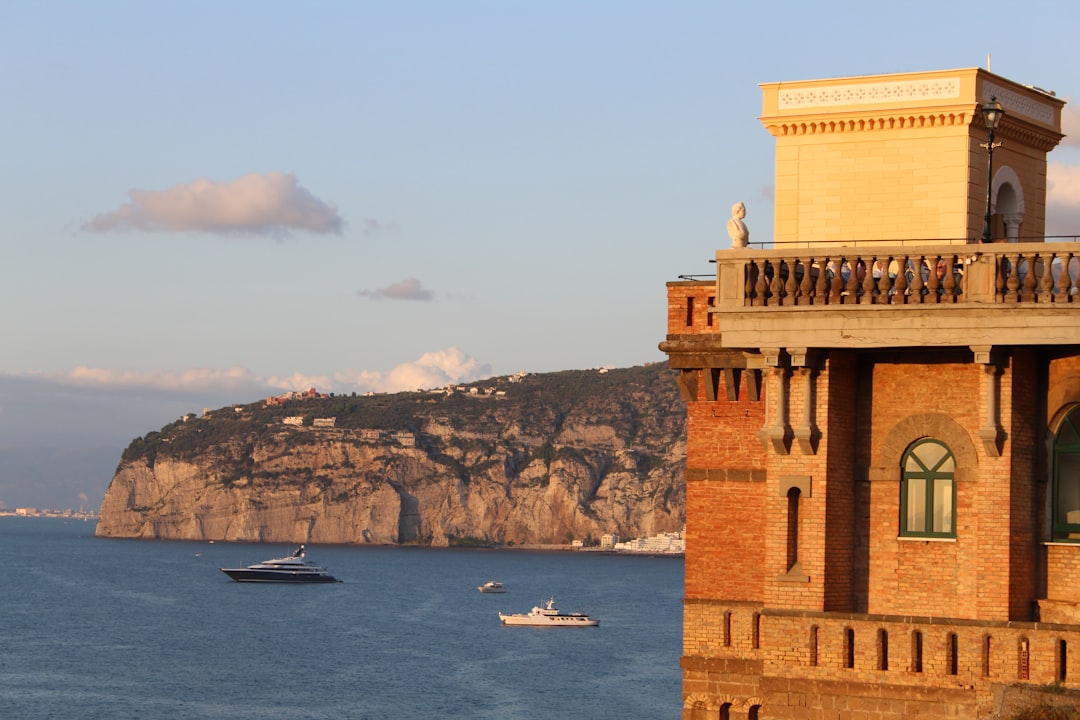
<box><xmin>713</xmin><ymin>242</ymin><xmax>1080</xmax><ymax>308</ymax></box>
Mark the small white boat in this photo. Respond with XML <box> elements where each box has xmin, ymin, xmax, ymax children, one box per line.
<box><xmin>478</xmin><ymin>580</ymin><xmax>506</xmax><ymax>593</ymax></box>
<box><xmin>499</xmin><ymin>597</ymin><xmax>599</xmax><ymax>627</ymax></box>
<box><xmin>220</xmin><ymin>545</ymin><xmax>341</xmax><ymax>583</ymax></box>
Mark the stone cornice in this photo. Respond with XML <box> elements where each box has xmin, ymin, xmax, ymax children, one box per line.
<box><xmin>995</xmin><ymin>119</ymin><xmax>1065</xmax><ymax>153</ymax></box>
<box><xmin>763</xmin><ymin>111</ymin><xmax>969</xmax><ymax>137</ymax></box>
<box><xmin>761</xmin><ymin>110</ymin><xmax>1062</xmax><ymax>151</ymax></box>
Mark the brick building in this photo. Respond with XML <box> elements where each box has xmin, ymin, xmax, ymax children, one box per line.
<box><xmin>661</xmin><ymin>68</ymin><xmax>1080</xmax><ymax>718</ymax></box>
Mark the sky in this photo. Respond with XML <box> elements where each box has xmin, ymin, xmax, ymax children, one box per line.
<box><xmin>2</xmin><ymin>0</ymin><xmax>1080</xmax><ymax>510</ymax></box>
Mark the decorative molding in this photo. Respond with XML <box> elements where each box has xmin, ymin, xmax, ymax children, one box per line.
<box><xmin>982</xmin><ymin>81</ymin><xmax>1055</xmax><ymax>125</ymax></box>
<box><xmin>778</xmin><ymin>78</ymin><xmax>961</xmax><ymax>110</ymax></box>
<box><xmin>764</xmin><ymin>112</ymin><xmax>968</xmax><ymax>138</ymax></box>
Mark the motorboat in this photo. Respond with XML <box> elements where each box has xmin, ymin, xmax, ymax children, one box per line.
<box><xmin>498</xmin><ymin>597</ymin><xmax>599</xmax><ymax>627</ymax></box>
<box><xmin>219</xmin><ymin>545</ymin><xmax>341</xmax><ymax>583</ymax></box>
<box><xmin>478</xmin><ymin>580</ymin><xmax>506</xmax><ymax>593</ymax></box>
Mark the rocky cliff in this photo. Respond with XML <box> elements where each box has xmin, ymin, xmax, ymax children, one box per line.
<box><xmin>96</xmin><ymin>364</ymin><xmax>687</xmax><ymax>546</ymax></box>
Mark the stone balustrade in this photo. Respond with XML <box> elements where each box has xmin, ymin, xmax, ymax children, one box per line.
<box><xmin>713</xmin><ymin>242</ymin><xmax>1080</xmax><ymax>309</ymax></box>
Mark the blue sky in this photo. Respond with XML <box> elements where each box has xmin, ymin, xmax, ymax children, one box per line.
<box><xmin>2</xmin><ymin>0</ymin><xmax>1080</xmax><ymax>509</ymax></box>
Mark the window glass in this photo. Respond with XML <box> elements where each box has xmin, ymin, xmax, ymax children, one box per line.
<box><xmin>1054</xmin><ymin>409</ymin><xmax>1080</xmax><ymax>540</ymax></box>
<box><xmin>906</xmin><ymin>478</ymin><xmax>926</xmax><ymax>532</ymax></box>
<box><xmin>933</xmin><ymin>479</ymin><xmax>954</xmax><ymax>533</ymax></box>
<box><xmin>1056</xmin><ymin>454</ymin><xmax>1080</xmax><ymax>526</ymax></box>
<box><xmin>901</xmin><ymin>439</ymin><xmax>956</xmax><ymax>538</ymax></box>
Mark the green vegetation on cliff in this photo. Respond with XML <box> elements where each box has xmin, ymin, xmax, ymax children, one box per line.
<box><xmin>122</xmin><ymin>363</ymin><xmax>681</xmax><ymax>466</ymax></box>
<box><xmin>102</xmin><ymin>364</ymin><xmax>687</xmax><ymax>546</ymax></box>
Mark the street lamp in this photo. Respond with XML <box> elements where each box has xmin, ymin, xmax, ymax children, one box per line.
<box><xmin>980</xmin><ymin>97</ymin><xmax>1005</xmax><ymax>243</ymax></box>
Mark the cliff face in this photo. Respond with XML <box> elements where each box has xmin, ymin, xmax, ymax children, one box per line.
<box><xmin>96</xmin><ymin>364</ymin><xmax>687</xmax><ymax>546</ymax></box>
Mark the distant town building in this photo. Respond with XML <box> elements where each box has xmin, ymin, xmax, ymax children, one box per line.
<box><xmin>312</xmin><ymin>417</ymin><xmax>336</xmax><ymax>428</ymax></box>
<box><xmin>394</xmin><ymin>431</ymin><xmax>416</xmax><ymax>447</ymax></box>
<box><xmin>359</xmin><ymin>429</ymin><xmax>381</xmax><ymax>442</ymax></box>
<box><xmin>282</xmin><ymin>416</ymin><xmax>304</xmax><ymax>426</ymax></box>
<box><xmin>265</xmin><ymin>387</ymin><xmax>328</xmax><ymax>406</ymax></box>
<box><xmin>613</xmin><ymin>529</ymin><xmax>684</xmax><ymax>554</ymax></box>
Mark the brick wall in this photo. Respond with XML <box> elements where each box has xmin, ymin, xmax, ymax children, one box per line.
<box><xmin>685</xmin><ymin>599</ymin><xmax>1080</xmax><ymax>718</ymax></box>
<box><xmin>667</xmin><ymin>282</ymin><xmax>716</xmax><ymax>336</ymax></box>
<box><xmin>685</xmin><ymin>371</ymin><xmax>767</xmax><ymax>601</ymax></box>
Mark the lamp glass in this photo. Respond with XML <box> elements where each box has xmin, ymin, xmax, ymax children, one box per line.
<box><xmin>981</xmin><ymin>98</ymin><xmax>1004</xmax><ymax>130</ymax></box>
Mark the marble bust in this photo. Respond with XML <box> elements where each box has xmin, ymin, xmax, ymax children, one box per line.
<box><xmin>727</xmin><ymin>202</ymin><xmax>749</xmax><ymax>248</ymax></box>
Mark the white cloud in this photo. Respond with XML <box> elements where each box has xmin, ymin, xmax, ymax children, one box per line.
<box><xmin>1047</xmin><ymin>163</ymin><xmax>1080</xmax><ymax>238</ymax></box>
<box><xmin>1062</xmin><ymin>102</ymin><xmax>1080</xmax><ymax>150</ymax></box>
<box><xmin>324</xmin><ymin>348</ymin><xmax>493</xmax><ymax>393</ymax></box>
<box><xmin>30</xmin><ymin>348</ymin><xmax>493</xmax><ymax>399</ymax></box>
<box><xmin>357</xmin><ymin>277</ymin><xmax>434</xmax><ymax>301</ymax></box>
<box><xmin>82</xmin><ymin>172</ymin><xmax>343</xmax><ymax>236</ymax></box>
<box><xmin>58</xmin><ymin>366</ymin><xmax>266</xmax><ymax>393</ymax></box>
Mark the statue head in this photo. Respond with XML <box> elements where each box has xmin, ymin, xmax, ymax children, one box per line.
<box><xmin>731</xmin><ymin>202</ymin><xmax>746</xmax><ymax>219</ymax></box>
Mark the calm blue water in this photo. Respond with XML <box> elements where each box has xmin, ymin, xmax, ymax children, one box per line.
<box><xmin>0</xmin><ymin>519</ymin><xmax>683</xmax><ymax>719</ymax></box>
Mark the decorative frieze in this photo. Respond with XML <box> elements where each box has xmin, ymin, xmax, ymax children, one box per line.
<box><xmin>778</xmin><ymin>78</ymin><xmax>961</xmax><ymax>109</ymax></box>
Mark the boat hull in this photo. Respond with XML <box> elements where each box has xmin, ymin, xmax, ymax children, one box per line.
<box><xmin>498</xmin><ymin>613</ymin><xmax>598</xmax><ymax>627</ymax></box>
<box><xmin>220</xmin><ymin>569</ymin><xmax>341</xmax><ymax>583</ymax></box>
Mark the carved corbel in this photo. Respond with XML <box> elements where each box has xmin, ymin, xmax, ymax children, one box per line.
<box><xmin>971</xmin><ymin>345</ymin><xmax>1003</xmax><ymax>457</ymax></box>
<box><xmin>675</xmin><ymin>369</ymin><xmax>699</xmax><ymax>402</ymax></box>
<box><xmin>790</xmin><ymin>349</ymin><xmax>822</xmax><ymax>455</ymax></box>
<box><xmin>756</xmin><ymin>349</ymin><xmax>791</xmax><ymax>454</ymax></box>
<box><xmin>743</xmin><ymin>353</ymin><xmax>764</xmax><ymax>401</ymax></box>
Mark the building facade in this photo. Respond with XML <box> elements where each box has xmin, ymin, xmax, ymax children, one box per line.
<box><xmin>662</xmin><ymin>68</ymin><xmax>1080</xmax><ymax>718</ymax></box>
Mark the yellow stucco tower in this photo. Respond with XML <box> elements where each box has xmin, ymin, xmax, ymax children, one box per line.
<box><xmin>760</xmin><ymin>68</ymin><xmax>1063</xmax><ymax>244</ymax></box>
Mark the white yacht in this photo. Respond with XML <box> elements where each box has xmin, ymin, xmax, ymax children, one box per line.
<box><xmin>498</xmin><ymin>597</ymin><xmax>599</xmax><ymax>627</ymax></box>
<box><xmin>478</xmin><ymin>580</ymin><xmax>506</xmax><ymax>593</ymax></box>
<box><xmin>220</xmin><ymin>545</ymin><xmax>341</xmax><ymax>583</ymax></box>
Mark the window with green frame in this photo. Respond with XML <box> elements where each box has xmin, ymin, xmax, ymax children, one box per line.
<box><xmin>900</xmin><ymin>439</ymin><xmax>956</xmax><ymax>538</ymax></box>
<box><xmin>1053</xmin><ymin>407</ymin><xmax>1080</xmax><ymax>541</ymax></box>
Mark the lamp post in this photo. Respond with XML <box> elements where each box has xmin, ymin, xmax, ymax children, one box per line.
<box><xmin>980</xmin><ymin>97</ymin><xmax>1005</xmax><ymax>243</ymax></box>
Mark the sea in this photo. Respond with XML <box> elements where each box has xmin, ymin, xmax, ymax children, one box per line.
<box><xmin>0</xmin><ymin>518</ymin><xmax>684</xmax><ymax>720</ymax></box>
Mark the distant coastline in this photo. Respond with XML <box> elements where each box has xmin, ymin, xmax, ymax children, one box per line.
<box><xmin>0</xmin><ymin>508</ymin><xmax>98</xmax><ymax>520</ymax></box>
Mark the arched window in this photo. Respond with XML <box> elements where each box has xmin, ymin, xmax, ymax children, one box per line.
<box><xmin>1053</xmin><ymin>407</ymin><xmax>1080</xmax><ymax>540</ymax></box>
<box><xmin>900</xmin><ymin>439</ymin><xmax>956</xmax><ymax>538</ymax></box>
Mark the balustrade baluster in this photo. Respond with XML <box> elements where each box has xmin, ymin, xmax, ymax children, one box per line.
<box><xmin>752</xmin><ymin>259</ymin><xmax>768</xmax><ymax>307</ymax></box>
<box><xmin>770</xmin><ymin>259</ymin><xmax>787</xmax><ymax>306</ymax></box>
<box><xmin>844</xmin><ymin>257</ymin><xmax>860</xmax><ymax>304</ymax></box>
<box><xmin>814</xmin><ymin>257</ymin><xmax>829</xmax><ymax>304</ymax></box>
<box><xmin>1006</xmin><ymin>253</ymin><xmax>1023</xmax><ymax>302</ymax></box>
<box><xmin>862</xmin><ymin>255</ymin><xmax>878</xmax><ymax>304</ymax></box>
<box><xmin>1022</xmin><ymin>255</ymin><xmax>1038</xmax><ymax>302</ymax></box>
<box><xmin>941</xmin><ymin>254</ymin><xmax>957</xmax><ymax>303</ymax></box>
<box><xmin>828</xmin><ymin>257</ymin><xmax>844</xmax><ymax>303</ymax></box>
<box><xmin>893</xmin><ymin>256</ymin><xmax>908</xmax><ymax>304</ymax></box>
<box><xmin>797</xmin><ymin>257</ymin><xmax>814</xmax><ymax>305</ymax></box>
<box><xmin>786</xmin><ymin>257</ymin><xmax>801</xmax><ymax>304</ymax></box>
<box><xmin>1040</xmin><ymin>254</ymin><xmax>1056</xmax><ymax>303</ymax></box>
<box><xmin>876</xmin><ymin>256</ymin><xmax>893</xmax><ymax>304</ymax></box>
<box><xmin>926</xmin><ymin>255</ymin><xmax>941</xmax><ymax>302</ymax></box>
<box><xmin>909</xmin><ymin>256</ymin><xmax>924</xmax><ymax>303</ymax></box>
<box><xmin>1058</xmin><ymin>254</ymin><xmax>1075</xmax><ymax>302</ymax></box>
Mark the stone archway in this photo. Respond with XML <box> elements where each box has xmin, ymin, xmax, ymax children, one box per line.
<box><xmin>871</xmin><ymin>413</ymin><xmax>980</xmax><ymax>481</ymax></box>
<box><xmin>991</xmin><ymin>166</ymin><xmax>1025</xmax><ymax>241</ymax></box>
